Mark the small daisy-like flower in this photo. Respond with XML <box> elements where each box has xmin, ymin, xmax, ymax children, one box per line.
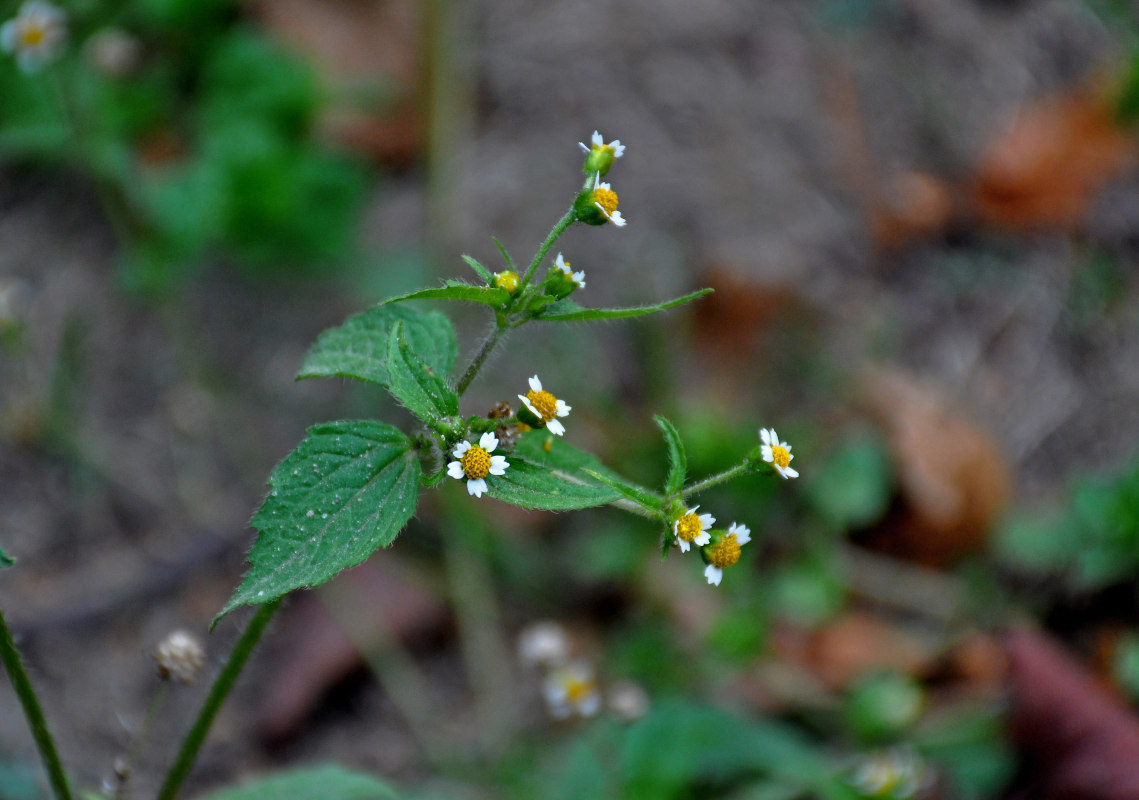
<box><xmin>447</xmin><ymin>432</ymin><xmax>509</xmax><ymax>498</ymax></box>
<box><xmin>493</xmin><ymin>270</ymin><xmax>520</xmax><ymax>293</ymax></box>
<box><xmin>703</xmin><ymin>522</ymin><xmax>751</xmax><ymax>586</ymax></box>
<box><xmin>578</xmin><ymin>130</ymin><xmax>626</xmax><ymax>160</ymax></box>
<box><xmin>589</xmin><ymin>172</ymin><xmax>626</xmax><ymax>227</ymax></box>
<box><xmin>518</xmin><ymin>375</ymin><xmax>571</xmax><ymax>436</ymax></box>
<box><xmin>760</xmin><ymin>427</ymin><xmax>798</xmax><ymax>479</ymax></box>
<box><xmin>543</xmin><ymin>660</ymin><xmax>601</xmax><ymax>719</ymax></box>
<box><xmin>1</xmin><ymin>1</ymin><xmax>66</xmax><ymax>73</ymax></box>
<box><xmin>517</xmin><ymin>620</ymin><xmax>571</xmax><ymax>670</ymax></box>
<box><xmin>672</xmin><ymin>505</ymin><xmax>714</xmax><ymax>553</ymax></box>
<box><xmin>553</xmin><ymin>253</ymin><xmax>585</xmax><ymax>289</ymax></box>
<box><xmin>849</xmin><ymin>747</ymin><xmax>932</xmax><ymax>799</ymax></box>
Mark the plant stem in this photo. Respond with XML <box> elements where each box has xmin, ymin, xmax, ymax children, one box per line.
<box><xmin>112</xmin><ymin>681</ymin><xmax>169</xmax><ymax>800</ymax></box>
<box><xmin>0</xmin><ymin>606</ymin><xmax>74</xmax><ymax>800</ymax></box>
<box><xmin>155</xmin><ymin>599</ymin><xmax>282</xmax><ymax>800</ymax></box>
<box><xmin>681</xmin><ymin>460</ymin><xmax>752</xmax><ymax>498</ymax></box>
<box><xmin>519</xmin><ymin>209</ymin><xmax>576</xmax><ymax>289</ymax></box>
<box><xmin>455</xmin><ymin>323</ymin><xmax>505</xmax><ymax>397</ymax></box>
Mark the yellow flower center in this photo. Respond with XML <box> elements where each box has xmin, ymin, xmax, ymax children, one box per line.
<box><xmin>565</xmin><ymin>676</ymin><xmax>596</xmax><ymax>705</ymax></box>
<box><xmin>675</xmin><ymin>512</ymin><xmax>703</xmax><ymax>543</ymax></box>
<box><xmin>494</xmin><ymin>271</ymin><xmax>520</xmax><ymax>292</ymax></box>
<box><xmin>770</xmin><ymin>445</ymin><xmax>791</xmax><ymax>470</ymax></box>
<box><xmin>592</xmin><ymin>186</ymin><xmax>619</xmax><ymax>216</ymax></box>
<box><xmin>525</xmin><ymin>389</ymin><xmax>558</xmax><ymax>422</ymax></box>
<box><xmin>707</xmin><ymin>534</ymin><xmax>742</xmax><ymax>569</ymax></box>
<box><xmin>21</xmin><ymin>24</ymin><xmax>46</xmax><ymax>47</ymax></box>
<box><xmin>460</xmin><ymin>445</ymin><xmax>491</xmax><ymax>480</ymax></box>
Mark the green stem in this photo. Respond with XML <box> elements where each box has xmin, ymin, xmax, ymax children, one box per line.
<box><xmin>455</xmin><ymin>323</ymin><xmax>505</xmax><ymax>397</ymax></box>
<box><xmin>154</xmin><ymin>599</ymin><xmax>282</xmax><ymax>800</ymax></box>
<box><xmin>0</xmin><ymin>606</ymin><xmax>74</xmax><ymax>800</ymax></box>
<box><xmin>519</xmin><ymin>209</ymin><xmax>576</xmax><ymax>289</ymax></box>
<box><xmin>681</xmin><ymin>460</ymin><xmax>752</xmax><ymax>499</ymax></box>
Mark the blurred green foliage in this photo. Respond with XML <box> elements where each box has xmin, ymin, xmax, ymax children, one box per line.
<box><xmin>0</xmin><ymin>0</ymin><xmax>370</xmax><ymax>293</ymax></box>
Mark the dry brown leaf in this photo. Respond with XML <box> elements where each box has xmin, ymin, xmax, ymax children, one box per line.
<box><xmin>257</xmin><ymin>556</ymin><xmax>448</xmax><ymax>742</ymax></box>
<box><xmin>1006</xmin><ymin>627</ymin><xmax>1139</xmax><ymax>799</ymax></box>
<box><xmin>971</xmin><ymin>89</ymin><xmax>1135</xmax><ymax>232</ymax></box>
<box><xmin>870</xmin><ymin>170</ymin><xmax>958</xmax><ymax>251</ymax></box>
<box><xmin>859</xmin><ymin>368</ymin><xmax>1011</xmax><ymax>567</ymax></box>
<box><xmin>248</xmin><ymin>0</ymin><xmax>424</xmax><ymax>165</ymax></box>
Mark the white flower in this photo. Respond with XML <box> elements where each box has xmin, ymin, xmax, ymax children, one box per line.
<box><xmin>517</xmin><ymin>621</ymin><xmax>571</xmax><ymax>669</ymax></box>
<box><xmin>447</xmin><ymin>431</ymin><xmax>508</xmax><ymax>497</ymax></box>
<box><xmin>578</xmin><ymin>130</ymin><xmax>626</xmax><ymax>160</ymax></box>
<box><xmin>590</xmin><ymin>172</ymin><xmax>627</xmax><ymax>227</ymax></box>
<box><xmin>518</xmin><ymin>374</ymin><xmax>571</xmax><ymax>436</ymax></box>
<box><xmin>1</xmin><ymin>1</ymin><xmax>66</xmax><ymax>73</ymax></box>
<box><xmin>554</xmin><ymin>252</ymin><xmax>585</xmax><ymax>289</ymax></box>
<box><xmin>703</xmin><ymin>522</ymin><xmax>751</xmax><ymax>586</ymax></box>
<box><xmin>543</xmin><ymin>660</ymin><xmax>601</xmax><ymax>719</ymax></box>
<box><xmin>760</xmin><ymin>427</ymin><xmax>798</xmax><ymax>479</ymax></box>
<box><xmin>672</xmin><ymin>505</ymin><xmax>714</xmax><ymax>553</ymax></box>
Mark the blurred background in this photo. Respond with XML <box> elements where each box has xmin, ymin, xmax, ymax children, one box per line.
<box><xmin>4</xmin><ymin>0</ymin><xmax>1139</xmax><ymax>798</ymax></box>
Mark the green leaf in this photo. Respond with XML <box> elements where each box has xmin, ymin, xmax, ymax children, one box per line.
<box><xmin>221</xmin><ymin>421</ymin><xmax>420</xmax><ymax>617</ymax></box>
<box><xmin>583</xmin><ymin>468</ymin><xmax>663</xmax><ymax>512</ymax></box>
<box><xmin>480</xmin><ymin>436</ymin><xmax>628</xmax><ymax>511</ymax></box>
<box><xmin>461</xmin><ymin>254</ymin><xmax>494</xmax><ymax>284</ymax></box>
<box><xmin>298</xmin><ymin>305</ymin><xmax>457</xmax><ymax>387</ymax></box>
<box><xmin>806</xmin><ymin>435</ymin><xmax>892</xmax><ymax>529</ymax></box>
<box><xmin>0</xmin><ymin>547</ymin><xmax>12</xmax><ymax>568</ymax></box>
<box><xmin>199</xmin><ymin>764</ymin><xmax>399</xmax><ymax>800</ymax></box>
<box><xmin>385</xmin><ymin>280</ymin><xmax>511</xmax><ymax>307</ymax></box>
<box><xmin>492</xmin><ymin>236</ymin><xmax>516</xmax><ymax>272</ymax></box>
<box><xmin>654</xmin><ymin>415</ymin><xmax>687</xmax><ymax>495</ymax></box>
<box><xmin>384</xmin><ymin>321</ymin><xmax>459</xmax><ymax>424</ymax></box>
<box><xmin>536</xmin><ymin>288</ymin><xmax>712</xmax><ymax>322</ymax></box>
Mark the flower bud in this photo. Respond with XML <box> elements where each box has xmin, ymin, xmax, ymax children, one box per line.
<box><xmin>154</xmin><ymin>630</ymin><xmax>205</xmax><ymax>684</ymax></box>
<box><xmin>493</xmin><ymin>270</ymin><xmax>520</xmax><ymax>293</ymax></box>
<box><xmin>578</xmin><ymin>131</ymin><xmax>625</xmax><ymax>177</ymax></box>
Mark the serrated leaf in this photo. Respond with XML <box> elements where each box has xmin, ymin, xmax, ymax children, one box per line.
<box><xmin>0</xmin><ymin>546</ymin><xmax>13</xmax><ymax>568</ymax></box>
<box><xmin>221</xmin><ymin>421</ymin><xmax>420</xmax><ymax>617</ymax></box>
<box><xmin>199</xmin><ymin>764</ymin><xmax>399</xmax><ymax>800</ymax></box>
<box><xmin>385</xmin><ymin>280</ymin><xmax>511</xmax><ymax>307</ymax></box>
<box><xmin>536</xmin><ymin>288</ymin><xmax>712</xmax><ymax>322</ymax></box>
<box><xmin>385</xmin><ymin>321</ymin><xmax>459</xmax><ymax>424</ymax></box>
<box><xmin>461</xmin><ymin>254</ymin><xmax>494</xmax><ymax>284</ymax></box>
<box><xmin>298</xmin><ymin>305</ymin><xmax>456</xmax><ymax>386</ymax></box>
<box><xmin>655</xmin><ymin>415</ymin><xmax>687</xmax><ymax>494</ymax></box>
<box><xmin>583</xmin><ymin>468</ymin><xmax>663</xmax><ymax>512</ymax></box>
<box><xmin>484</xmin><ymin>455</ymin><xmax>623</xmax><ymax>510</ymax></box>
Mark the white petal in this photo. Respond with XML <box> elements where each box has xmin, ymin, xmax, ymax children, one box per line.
<box><xmin>761</xmin><ymin>444</ymin><xmax>774</xmax><ymax>462</ymax></box>
<box><xmin>693</xmin><ymin>531</ymin><xmax>710</xmax><ymax>547</ymax></box>
<box><xmin>782</xmin><ymin>466</ymin><xmax>799</xmax><ymax>479</ymax></box>
<box><xmin>729</xmin><ymin>523</ymin><xmax>751</xmax><ymax>545</ymax></box>
<box><xmin>611</xmin><ymin>141</ymin><xmax>625</xmax><ymax>157</ymax></box>
<box><xmin>604</xmin><ymin>208</ymin><xmax>627</xmax><ymax>227</ymax></box>
<box><xmin>572</xmin><ymin>271</ymin><xmax>586</xmax><ymax>288</ymax></box>
<box><xmin>704</xmin><ymin>565</ymin><xmax>723</xmax><ymax>586</ymax></box>
<box><xmin>479</xmin><ymin>431</ymin><xmax>499</xmax><ymax>451</ymax></box>
<box><xmin>447</xmin><ymin>461</ymin><xmax>465</xmax><ymax>479</ymax></box>
<box><xmin>590</xmin><ymin>130</ymin><xmax>603</xmax><ymax>146</ymax></box>
<box><xmin>578</xmin><ymin>141</ymin><xmax>590</xmax><ymax>154</ymax></box>
<box><xmin>488</xmin><ymin>455</ymin><xmax>509</xmax><ymax>475</ymax></box>
<box><xmin>578</xmin><ymin>692</ymin><xmax>601</xmax><ymax>717</ymax></box>
<box><xmin>467</xmin><ymin>477</ymin><xmax>487</xmax><ymax>497</ymax></box>
<box><xmin>698</xmin><ymin>512</ymin><xmax>716</xmax><ymax>530</ymax></box>
<box><xmin>452</xmin><ymin>439</ymin><xmax>471</xmax><ymax>459</ymax></box>
<box><xmin>555</xmin><ymin>253</ymin><xmax>569</xmax><ymax>274</ymax></box>
<box><xmin>677</xmin><ymin>538</ymin><xmax>690</xmax><ymax>553</ymax></box>
<box><xmin>528</xmin><ymin>375</ymin><xmax>542</xmax><ymax>392</ymax></box>
<box><xmin>519</xmin><ymin>394</ymin><xmax>539</xmax><ymax>417</ymax></box>
<box><xmin>760</xmin><ymin>428</ymin><xmax>773</xmax><ymax>445</ymax></box>
<box><xmin>554</xmin><ymin>399</ymin><xmax>571</xmax><ymax>416</ymax></box>
<box><xmin>1</xmin><ymin>21</ymin><xmax>17</xmax><ymax>52</ymax></box>
<box><xmin>546</xmin><ymin>418</ymin><xmax>565</xmax><ymax>436</ymax></box>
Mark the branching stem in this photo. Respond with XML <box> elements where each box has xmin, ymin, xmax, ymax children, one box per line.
<box><xmin>681</xmin><ymin>460</ymin><xmax>753</xmax><ymax>498</ymax></box>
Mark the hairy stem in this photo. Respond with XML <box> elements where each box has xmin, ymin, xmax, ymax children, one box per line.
<box><xmin>519</xmin><ymin>210</ymin><xmax>576</xmax><ymax>289</ymax></box>
<box><xmin>455</xmin><ymin>323</ymin><xmax>505</xmax><ymax>397</ymax></box>
<box><xmin>681</xmin><ymin>460</ymin><xmax>752</xmax><ymax>499</ymax></box>
<box><xmin>0</xmin><ymin>606</ymin><xmax>74</xmax><ymax>800</ymax></box>
<box><xmin>155</xmin><ymin>599</ymin><xmax>282</xmax><ymax>800</ymax></box>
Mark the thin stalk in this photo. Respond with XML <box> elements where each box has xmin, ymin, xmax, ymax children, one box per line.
<box><xmin>681</xmin><ymin>460</ymin><xmax>752</xmax><ymax>499</ymax></box>
<box><xmin>0</xmin><ymin>606</ymin><xmax>74</xmax><ymax>800</ymax></box>
<box><xmin>112</xmin><ymin>681</ymin><xmax>169</xmax><ymax>800</ymax></box>
<box><xmin>519</xmin><ymin>210</ymin><xmax>576</xmax><ymax>289</ymax></box>
<box><xmin>154</xmin><ymin>599</ymin><xmax>282</xmax><ymax>800</ymax></box>
<box><xmin>455</xmin><ymin>323</ymin><xmax>505</xmax><ymax>397</ymax></box>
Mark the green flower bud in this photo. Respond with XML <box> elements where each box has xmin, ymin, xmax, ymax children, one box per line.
<box><xmin>543</xmin><ymin>253</ymin><xmax>585</xmax><ymax>299</ymax></box>
<box><xmin>579</xmin><ymin>131</ymin><xmax>625</xmax><ymax>177</ymax></box>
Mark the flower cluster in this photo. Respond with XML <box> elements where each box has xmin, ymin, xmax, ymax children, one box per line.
<box><xmin>669</xmin><ymin>427</ymin><xmax>797</xmax><ymax>586</ymax></box>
